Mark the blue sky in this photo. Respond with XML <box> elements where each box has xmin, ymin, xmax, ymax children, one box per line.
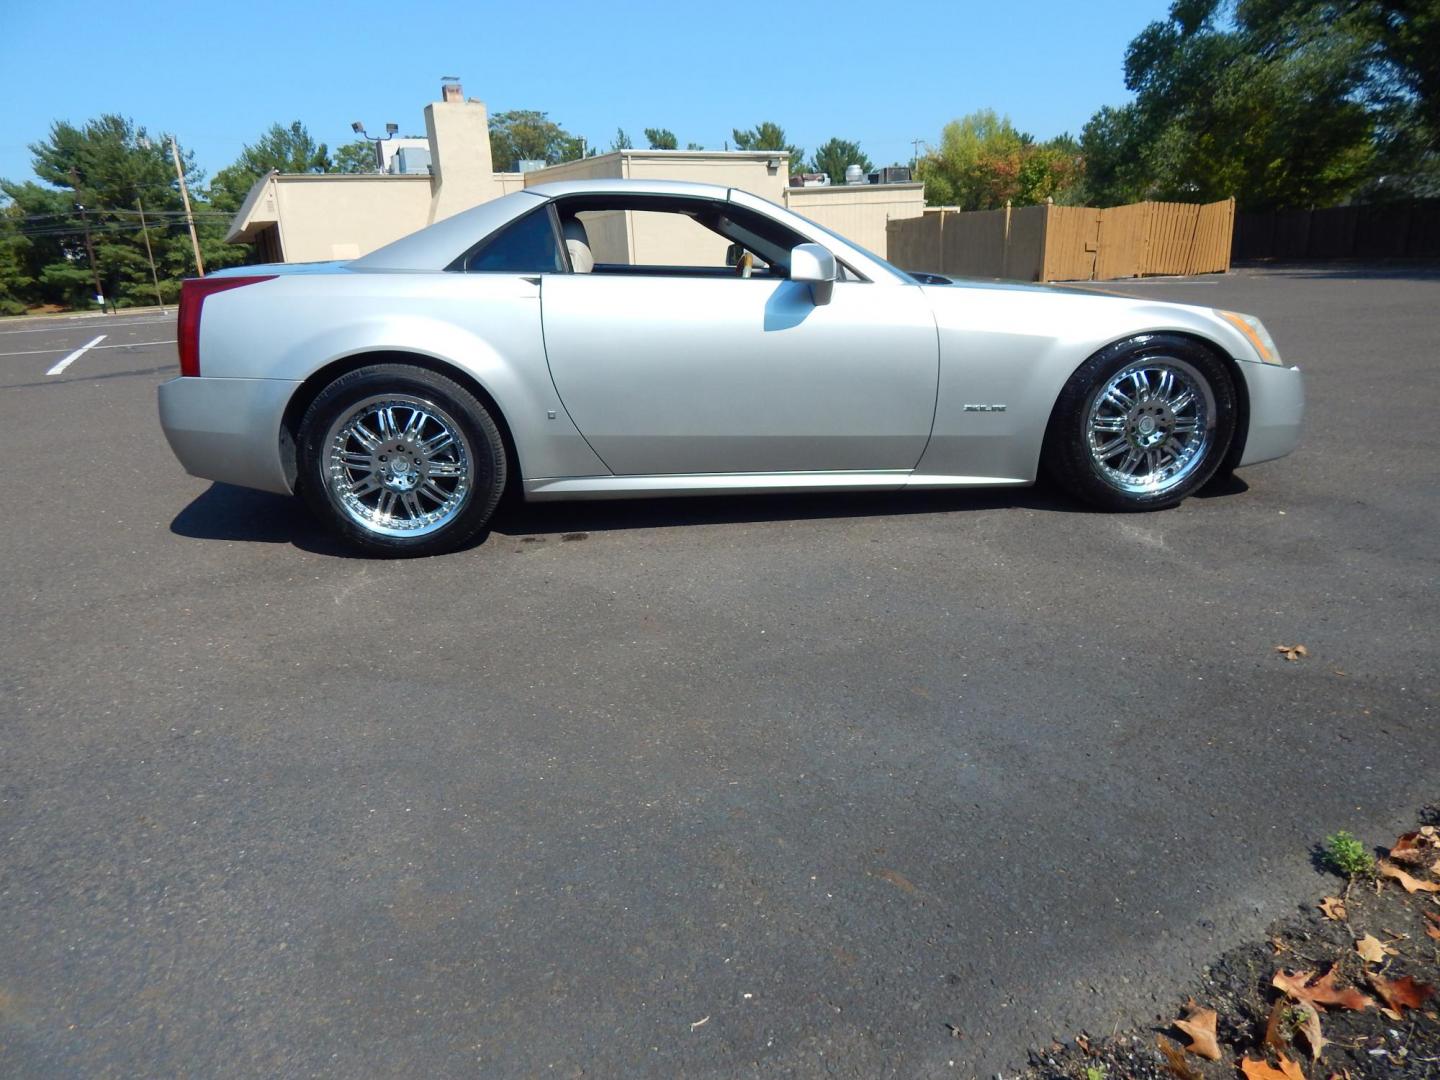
<box><xmin>2</xmin><ymin>0</ymin><xmax>1170</xmax><ymax>188</ymax></box>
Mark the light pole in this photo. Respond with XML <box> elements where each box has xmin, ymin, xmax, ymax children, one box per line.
<box><xmin>135</xmin><ymin>198</ymin><xmax>166</xmax><ymax>311</ymax></box>
<box><xmin>67</xmin><ymin>167</ymin><xmax>107</xmax><ymax>311</ymax></box>
<box><xmin>352</xmin><ymin>121</ymin><xmax>400</xmax><ymax>172</ymax></box>
<box><xmin>169</xmin><ymin>137</ymin><xmax>205</xmax><ymax>276</ymax></box>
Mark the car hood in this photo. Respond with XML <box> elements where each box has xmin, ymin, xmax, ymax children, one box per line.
<box><xmin>916</xmin><ymin>278</ymin><xmax>1264</xmax><ymax>365</ymax></box>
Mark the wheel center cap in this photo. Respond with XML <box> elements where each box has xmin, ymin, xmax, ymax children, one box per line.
<box><xmin>1137</xmin><ymin>416</ymin><xmax>1157</xmax><ymax>435</ymax></box>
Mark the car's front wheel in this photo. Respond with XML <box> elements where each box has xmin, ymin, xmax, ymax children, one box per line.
<box><xmin>1042</xmin><ymin>334</ymin><xmax>1237</xmax><ymax>511</ymax></box>
<box><xmin>296</xmin><ymin>364</ymin><xmax>507</xmax><ymax>555</ymax></box>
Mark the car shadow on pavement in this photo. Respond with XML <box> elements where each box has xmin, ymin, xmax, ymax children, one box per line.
<box><xmin>491</xmin><ymin>485</ymin><xmax>1089</xmax><ymax>538</ymax></box>
<box><xmin>169</xmin><ymin>483</ymin><xmax>360</xmax><ymax>557</ymax></box>
<box><xmin>171</xmin><ymin>474</ymin><xmax>1249</xmax><ymax>554</ymax></box>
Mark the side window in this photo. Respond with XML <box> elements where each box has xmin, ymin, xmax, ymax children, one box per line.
<box><xmin>464</xmin><ymin>209</ymin><xmax>565</xmax><ymax>273</ymax></box>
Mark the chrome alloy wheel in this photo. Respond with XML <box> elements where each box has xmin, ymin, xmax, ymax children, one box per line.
<box><xmin>1086</xmin><ymin>357</ymin><xmax>1215</xmax><ymax>495</ymax></box>
<box><xmin>323</xmin><ymin>394</ymin><xmax>473</xmax><ymax>538</ymax></box>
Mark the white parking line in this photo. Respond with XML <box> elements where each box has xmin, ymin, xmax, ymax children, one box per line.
<box><xmin>0</xmin><ymin>316</ymin><xmax>173</xmax><ymax>337</ymax></box>
<box><xmin>0</xmin><ymin>338</ymin><xmax>174</xmax><ymax>360</ymax></box>
<box><xmin>46</xmin><ymin>335</ymin><xmax>107</xmax><ymax>375</ymax></box>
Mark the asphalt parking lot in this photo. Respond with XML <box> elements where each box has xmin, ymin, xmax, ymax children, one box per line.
<box><xmin>2</xmin><ymin>266</ymin><xmax>1436</xmax><ymax>1078</ymax></box>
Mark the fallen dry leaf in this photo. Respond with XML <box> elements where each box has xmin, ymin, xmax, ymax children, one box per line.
<box><xmin>1367</xmin><ymin>972</ymin><xmax>1436</xmax><ymax>1014</ymax></box>
<box><xmin>1390</xmin><ymin>831</ymin><xmax>1434</xmax><ymax>866</ymax></box>
<box><xmin>1173</xmin><ymin>1002</ymin><xmax>1221</xmax><ymax>1061</ymax></box>
<box><xmin>1379</xmin><ymin>860</ymin><xmax>1440</xmax><ymax>893</ymax></box>
<box><xmin>1273</xmin><ymin>967</ymin><xmax>1374</xmax><ymax>1012</ymax></box>
<box><xmin>1157</xmin><ymin>1036</ymin><xmax>1202</xmax><ymax>1080</ymax></box>
<box><xmin>1241</xmin><ymin>1053</ymin><xmax>1307</xmax><ymax>1080</ymax></box>
<box><xmin>1294</xmin><ymin>1005</ymin><xmax>1327</xmax><ymax>1062</ymax></box>
<box><xmin>1355</xmin><ymin>934</ymin><xmax>1396</xmax><ymax>963</ymax></box>
<box><xmin>1275</xmin><ymin>644</ymin><xmax>1309</xmax><ymax>661</ymax></box>
<box><xmin>1318</xmin><ymin>896</ymin><xmax>1347</xmax><ymax>920</ymax></box>
<box><xmin>1424</xmin><ymin>911</ymin><xmax>1440</xmax><ymax>942</ymax></box>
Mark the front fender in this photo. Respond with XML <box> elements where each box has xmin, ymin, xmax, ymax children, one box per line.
<box><xmin>915</xmin><ymin>283</ymin><xmax>1262</xmax><ymax>481</ymax></box>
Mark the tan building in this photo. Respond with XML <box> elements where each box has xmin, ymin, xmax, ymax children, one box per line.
<box><xmin>226</xmin><ymin>82</ymin><xmax>924</xmax><ymax>265</ymax></box>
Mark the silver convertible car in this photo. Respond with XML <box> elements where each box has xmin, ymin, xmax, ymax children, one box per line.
<box><xmin>159</xmin><ymin>178</ymin><xmax>1303</xmax><ymax>555</ymax></box>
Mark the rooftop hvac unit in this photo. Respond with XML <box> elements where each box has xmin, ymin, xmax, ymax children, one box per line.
<box><xmin>868</xmin><ymin>165</ymin><xmax>913</xmax><ymax>185</ymax></box>
<box><xmin>393</xmin><ymin>147</ymin><xmax>432</xmax><ymax>175</ymax></box>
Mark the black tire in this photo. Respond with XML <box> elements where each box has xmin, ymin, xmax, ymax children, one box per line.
<box><xmin>296</xmin><ymin>364</ymin><xmax>507</xmax><ymax>556</ymax></box>
<box><xmin>1041</xmin><ymin>334</ymin><xmax>1237</xmax><ymax>512</ymax></box>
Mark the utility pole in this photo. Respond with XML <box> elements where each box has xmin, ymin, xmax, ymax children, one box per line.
<box><xmin>136</xmin><ymin>198</ymin><xmax>166</xmax><ymax>311</ymax></box>
<box><xmin>911</xmin><ymin>138</ymin><xmax>926</xmax><ymax>164</ymax></box>
<box><xmin>169</xmin><ymin>137</ymin><xmax>204</xmax><ymax>276</ymax></box>
<box><xmin>68</xmin><ymin>167</ymin><xmax>106</xmax><ymax>311</ymax></box>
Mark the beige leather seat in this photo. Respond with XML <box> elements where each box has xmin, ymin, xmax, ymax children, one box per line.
<box><xmin>562</xmin><ymin>218</ymin><xmax>594</xmax><ymax>273</ymax></box>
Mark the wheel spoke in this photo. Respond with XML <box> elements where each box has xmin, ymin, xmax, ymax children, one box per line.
<box><xmin>402</xmin><ymin>408</ymin><xmax>428</xmax><ymax>441</ymax></box>
<box><xmin>377</xmin><ymin>490</ymin><xmax>397</xmax><ymax>519</ymax></box>
<box><xmin>420</xmin><ymin>431</ymin><xmax>454</xmax><ymax>457</ymax></box>
<box><xmin>1092</xmin><ymin>416</ymin><xmax>1126</xmax><ymax>433</ymax></box>
<box><xmin>1104</xmin><ymin>387</ymin><xmax>1134</xmax><ymax>411</ymax></box>
<box><xmin>1155</xmin><ymin>369</ymin><xmax>1174</xmax><ymax>401</ymax></box>
<box><xmin>376</xmin><ymin>407</ymin><xmax>399</xmax><ymax>440</ymax></box>
<box><xmin>339</xmin><ymin>451</ymin><xmax>372</xmax><ymax>469</ymax></box>
<box><xmin>420</xmin><ymin>480</ymin><xmax>452</xmax><ymax>505</ymax></box>
<box><xmin>425</xmin><ymin>460</ymin><xmax>462</xmax><ymax>478</ymax></box>
<box><xmin>351</xmin><ymin>423</ymin><xmax>380</xmax><ymax>452</ymax></box>
<box><xmin>350</xmin><ymin>474</ymin><xmax>381</xmax><ymax>497</ymax></box>
<box><xmin>400</xmin><ymin>491</ymin><xmax>425</xmax><ymax>521</ymax></box>
<box><xmin>1171</xmin><ymin>416</ymin><xmax>1200</xmax><ymax>434</ymax></box>
<box><xmin>1093</xmin><ymin>436</ymin><xmax>1128</xmax><ymax>460</ymax></box>
<box><xmin>1118</xmin><ymin>448</ymin><xmax>1142</xmax><ymax>475</ymax></box>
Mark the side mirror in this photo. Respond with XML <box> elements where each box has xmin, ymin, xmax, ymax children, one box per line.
<box><xmin>790</xmin><ymin>243</ymin><xmax>837</xmax><ymax>305</ymax></box>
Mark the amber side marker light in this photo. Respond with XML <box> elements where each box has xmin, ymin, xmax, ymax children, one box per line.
<box><xmin>1217</xmin><ymin>309</ymin><xmax>1283</xmax><ymax>365</ymax></box>
<box><xmin>177</xmin><ymin>276</ymin><xmax>277</xmax><ymax>377</ymax></box>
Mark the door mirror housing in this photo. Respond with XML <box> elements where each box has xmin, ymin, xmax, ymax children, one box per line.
<box><xmin>790</xmin><ymin>243</ymin><xmax>837</xmax><ymax>305</ymax></box>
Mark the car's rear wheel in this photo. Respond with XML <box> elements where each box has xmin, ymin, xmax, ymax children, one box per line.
<box><xmin>1043</xmin><ymin>334</ymin><xmax>1236</xmax><ymax>511</ymax></box>
<box><xmin>297</xmin><ymin>364</ymin><xmax>506</xmax><ymax>555</ymax></box>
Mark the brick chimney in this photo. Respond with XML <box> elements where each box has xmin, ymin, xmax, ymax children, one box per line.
<box><xmin>441</xmin><ymin>79</ymin><xmax>463</xmax><ymax>103</ymax></box>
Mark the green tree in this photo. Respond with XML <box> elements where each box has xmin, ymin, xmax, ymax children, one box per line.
<box><xmin>915</xmin><ymin>110</ymin><xmax>1082</xmax><ymax>209</ymax></box>
<box><xmin>611</xmin><ymin>127</ymin><xmax>633</xmax><ymax>151</ymax></box>
<box><xmin>488</xmin><ymin>110</ymin><xmax>585</xmax><ymax>170</ymax></box>
<box><xmin>2</xmin><ymin>115</ymin><xmax>248</xmax><ymax>312</ymax></box>
<box><xmin>1080</xmin><ymin>0</ymin><xmax>1384</xmax><ymax>208</ymax></box>
<box><xmin>333</xmin><ymin>137</ymin><xmax>380</xmax><ymax>174</ymax></box>
<box><xmin>0</xmin><ymin>201</ymin><xmax>35</xmax><ymax>315</ymax></box>
<box><xmin>810</xmin><ymin>138</ymin><xmax>874</xmax><ymax>184</ymax></box>
<box><xmin>732</xmin><ymin>122</ymin><xmax>804</xmax><ymax>173</ymax></box>
<box><xmin>645</xmin><ymin>127</ymin><xmax>678</xmax><ymax>149</ymax></box>
<box><xmin>210</xmin><ymin>121</ymin><xmax>331</xmax><ymax>212</ymax></box>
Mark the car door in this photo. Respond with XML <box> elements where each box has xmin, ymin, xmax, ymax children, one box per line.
<box><xmin>540</xmin><ymin>269</ymin><xmax>939</xmax><ymax>477</ymax></box>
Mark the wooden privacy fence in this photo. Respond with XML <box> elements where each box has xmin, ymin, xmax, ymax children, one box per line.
<box><xmin>887</xmin><ymin>197</ymin><xmax>1235</xmax><ymax>282</ymax></box>
<box><xmin>1234</xmin><ymin>199</ymin><xmax>1440</xmax><ymax>261</ymax></box>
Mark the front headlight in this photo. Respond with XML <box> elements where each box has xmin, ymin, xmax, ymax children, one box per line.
<box><xmin>1216</xmin><ymin>310</ymin><xmax>1283</xmax><ymax>365</ymax></box>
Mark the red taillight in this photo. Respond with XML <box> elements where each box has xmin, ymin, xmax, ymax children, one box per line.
<box><xmin>177</xmin><ymin>275</ymin><xmax>276</xmax><ymax>377</ymax></box>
